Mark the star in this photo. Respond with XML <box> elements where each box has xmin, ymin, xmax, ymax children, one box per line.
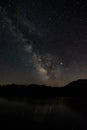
<box><xmin>0</xmin><ymin>0</ymin><xmax>87</xmax><ymax>86</ymax></box>
<box><xmin>60</xmin><ymin>62</ymin><xmax>63</xmax><ymax>65</ymax></box>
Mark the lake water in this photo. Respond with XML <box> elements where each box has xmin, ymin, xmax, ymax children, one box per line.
<box><xmin>0</xmin><ymin>98</ymin><xmax>87</xmax><ymax>129</ymax></box>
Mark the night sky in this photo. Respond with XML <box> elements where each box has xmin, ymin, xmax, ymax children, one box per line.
<box><xmin>0</xmin><ymin>0</ymin><xmax>87</xmax><ymax>86</ymax></box>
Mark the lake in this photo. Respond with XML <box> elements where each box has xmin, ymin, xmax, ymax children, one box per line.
<box><xmin>0</xmin><ymin>97</ymin><xmax>87</xmax><ymax>129</ymax></box>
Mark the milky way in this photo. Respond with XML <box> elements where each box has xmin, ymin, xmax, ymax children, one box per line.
<box><xmin>0</xmin><ymin>0</ymin><xmax>87</xmax><ymax>86</ymax></box>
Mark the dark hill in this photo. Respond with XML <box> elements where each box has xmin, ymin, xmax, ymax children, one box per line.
<box><xmin>65</xmin><ymin>79</ymin><xmax>87</xmax><ymax>88</ymax></box>
<box><xmin>0</xmin><ymin>79</ymin><xmax>87</xmax><ymax>99</ymax></box>
<box><xmin>64</xmin><ymin>79</ymin><xmax>87</xmax><ymax>97</ymax></box>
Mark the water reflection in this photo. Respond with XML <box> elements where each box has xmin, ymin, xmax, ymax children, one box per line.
<box><xmin>0</xmin><ymin>98</ymin><xmax>87</xmax><ymax>129</ymax></box>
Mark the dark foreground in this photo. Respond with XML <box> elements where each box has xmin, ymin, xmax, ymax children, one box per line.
<box><xmin>0</xmin><ymin>97</ymin><xmax>87</xmax><ymax>130</ymax></box>
<box><xmin>0</xmin><ymin>80</ymin><xmax>87</xmax><ymax>129</ymax></box>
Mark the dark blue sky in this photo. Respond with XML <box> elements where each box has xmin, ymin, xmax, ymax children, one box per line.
<box><xmin>0</xmin><ymin>0</ymin><xmax>87</xmax><ymax>86</ymax></box>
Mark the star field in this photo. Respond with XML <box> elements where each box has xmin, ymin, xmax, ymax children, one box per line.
<box><xmin>0</xmin><ymin>0</ymin><xmax>87</xmax><ymax>86</ymax></box>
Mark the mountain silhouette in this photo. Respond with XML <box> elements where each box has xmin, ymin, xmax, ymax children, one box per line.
<box><xmin>65</xmin><ymin>79</ymin><xmax>87</xmax><ymax>88</ymax></box>
<box><xmin>0</xmin><ymin>79</ymin><xmax>87</xmax><ymax>100</ymax></box>
<box><xmin>64</xmin><ymin>79</ymin><xmax>87</xmax><ymax>97</ymax></box>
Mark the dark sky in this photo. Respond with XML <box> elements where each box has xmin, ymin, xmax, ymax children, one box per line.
<box><xmin>0</xmin><ymin>0</ymin><xmax>87</xmax><ymax>86</ymax></box>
